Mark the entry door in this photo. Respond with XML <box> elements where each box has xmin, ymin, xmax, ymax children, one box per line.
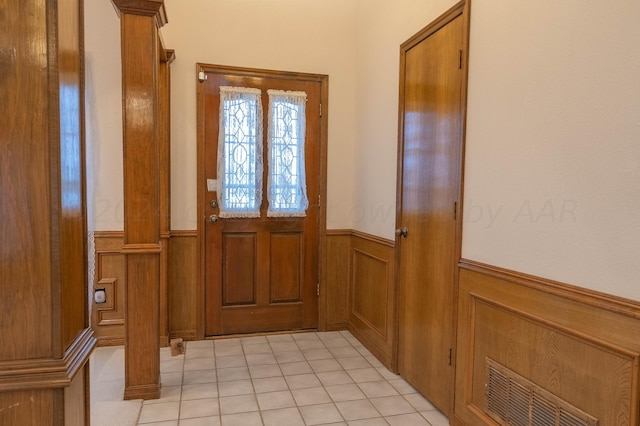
<box><xmin>395</xmin><ymin>9</ymin><xmax>466</xmax><ymax>415</ymax></box>
<box><xmin>200</xmin><ymin>66</ymin><xmax>323</xmax><ymax>336</ymax></box>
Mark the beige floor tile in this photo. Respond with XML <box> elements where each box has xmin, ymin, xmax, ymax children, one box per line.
<box><xmin>291</xmin><ymin>387</ymin><xmax>332</xmax><ymax>406</ymax></box>
<box><xmin>213</xmin><ymin>345</ymin><xmax>244</xmax><ymax>357</ymax></box>
<box><xmin>330</xmin><ymin>347</ymin><xmax>361</xmax><ymax>358</ymax></box>
<box><xmin>376</xmin><ymin>366</ymin><xmax>400</xmax><ymax>381</ymax></box>
<box><xmin>180</xmin><ymin>398</ymin><xmax>220</xmax><ymax>419</ymax></box>
<box><xmin>184</xmin><ymin>358</ymin><xmax>215</xmax><ymax>372</ymax></box>
<box><xmin>183</xmin><ymin>369</ymin><xmax>217</xmax><ymax>385</ymax></box>
<box><xmin>404</xmin><ymin>392</ymin><xmax>437</xmax><ymax>412</ymax></box>
<box><xmin>279</xmin><ymin>361</ymin><xmax>313</xmax><ymax>375</ymax></box>
<box><xmin>322</xmin><ymin>337</ymin><xmax>351</xmax><ymax>348</ymax></box>
<box><xmin>299</xmin><ymin>402</ymin><xmax>344</xmax><ymax>425</ymax></box>
<box><xmin>248</xmin><ymin>364</ymin><xmax>282</xmax><ymax>379</ymax></box>
<box><xmin>421</xmin><ymin>409</ymin><xmax>449</xmax><ymax>426</ymax></box>
<box><xmin>216</xmin><ymin>366</ymin><xmax>250</xmax><ymax>382</ymax></box>
<box><xmin>347</xmin><ymin>367</ymin><xmax>383</xmax><ymax>383</ymax></box>
<box><xmin>245</xmin><ymin>353</ymin><xmax>277</xmax><ymax>366</ymax></box>
<box><xmin>217</xmin><ymin>379</ymin><xmax>254</xmax><ymax>397</ymax></box>
<box><xmin>241</xmin><ymin>335</ymin><xmax>268</xmax><ymax>345</ymax></box>
<box><xmin>137</xmin><ymin>401</ymin><xmax>179</xmax><ymax>423</ymax></box>
<box><xmin>274</xmin><ymin>350</ymin><xmax>305</xmax><ymax>364</ymax></box>
<box><xmin>317</xmin><ymin>331</ymin><xmax>345</xmax><ymax>341</ymax></box>
<box><xmin>357</xmin><ymin>381</ymin><xmax>399</xmax><ymax>398</ymax></box>
<box><xmin>338</xmin><ymin>356</ymin><xmax>372</xmax><ymax>370</ymax></box>
<box><xmin>266</xmin><ymin>334</ymin><xmax>295</xmax><ymax>343</ymax></box>
<box><xmin>292</xmin><ymin>332</ymin><xmax>321</xmax><ymax>341</ymax></box>
<box><xmin>302</xmin><ymin>348</ymin><xmax>334</xmax><ymax>360</ymax></box>
<box><xmin>308</xmin><ymin>358</ymin><xmax>343</xmax><ymax>373</ymax></box>
<box><xmin>182</xmin><ymin>383</ymin><xmax>219</xmax><ymax>400</ymax></box>
<box><xmin>347</xmin><ymin>418</ymin><xmax>388</xmax><ymax>426</ymax></box>
<box><xmin>215</xmin><ymin>355</ymin><xmax>247</xmax><ymax>369</ymax></box>
<box><xmin>161</xmin><ymin>371</ymin><xmax>183</xmax><ymax>387</ymax></box>
<box><xmin>325</xmin><ymin>384</ymin><xmax>366</xmax><ymax>402</ymax></box>
<box><xmin>142</xmin><ymin>385</ymin><xmax>181</xmax><ymax>404</ymax></box>
<box><xmin>296</xmin><ymin>339</ymin><xmax>327</xmax><ymax>350</ymax></box>
<box><xmin>160</xmin><ymin>359</ymin><xmax>184</xmax><ymax>373</ymax></box>
<box><xmin>284</xmin><ymin>373</ymin><xmax>322</xmax><ymax>390</ymax></box>
<box><xmin>178</xmin><ymin>416</ymin><xmax>220</xmax><ymax>426</ymax></box>
<box><xmin>336</xmin><ymin>399</ymin><xmax>380</xmax><ymax>421</ymax></box>
<box><xmin>186</xmin><ymin>347</ymin><xmax>214</xmax><ymax>360</ymax></box>
<box><xmin>256</xmin><ymin>390</ymin><xmax>296</xmax><ymax>410</ymax></box>
<box><xmin>317</xmin><ymin>370</ymin><xmax>355</xmax><ymax>386</ymax></box>
<box><xmin>188</xmin><ymin>340</ymin><xmax>214</xmax><ymax>349</ymax></box>
<box><xmin>261</xmin><ymin>407</ymin><xmax>305</xmax><ymax>426</ymax></box>
<box><xmin>242</xmin><ymin>343</ymin><xmax>272</xmax><ymax>355</ymax></box>
<box><xmin>370</xmin><ymin>395</ymin><xmax>416</xmax><ymax>416</ymax></box>
<box><xmin>218</xmin><ymin>394</ymin><xmax>259</xmax><ymax>415</ymax></box>
<box><xmin>251</xmin><ymin>376</ymin><xmax>288</xmax><ymax>393</ymax></box>
<box><xmin>364</xmin><ymin>355</ymin><xmax>384</xmax><ymax>368</ymax></box>
<box><xmin>388</xmin><ymin>378</ymin><xmax>418</xmax><ymax>395</ymax></box>
<box><xmin>219</xmin><ymin>411</ymin><xmax>263</xmax><ymax>426</ymax></box>
<box><xmin>385</xmin><ymin>412</ymin><xmax>430</xmax><ymax>425</ymax></box>
<box><xmin>269</xmin><ymin>342</ymin><xmax>299</xmax><ymax>353</ymax></box>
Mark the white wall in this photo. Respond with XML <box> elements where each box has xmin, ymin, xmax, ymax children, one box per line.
<box><xmin>352</xmin><ymin>0</ymin><xmax>458</xmax><ymax>238</ymax></box>
<box><xmin>85</xmin><ymin>0</ymin><xmax>640</xmax><ymax>301</ymax></box>
<box><xmin>161</xmin><ymin>0</ymin><xmax>358</xmax><ymax>230</ymax></box>
<box><xmin>463</xmin><ymin>0</ymin><xmax>640</xmax><ymax>300</ymax></box>
<box><xmin>85</xmin><ymin>0</ymin><xmax>123</xmax><ymax>231</ymax></box>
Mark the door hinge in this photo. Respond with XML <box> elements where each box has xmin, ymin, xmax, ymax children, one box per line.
<box><xmin>319</xmin><ymin>103</ymin><xmax>322</xmax><ymax>117</ymax></box>
<box><xmin>449</xmin><ymin>348</ymin><xmax>453</xmax><ymax>366</ymax></box>
<box><xmin>317</xmin><ymin>283</ymin><xmax>320</xmax><ymax>296</ymax></box>
<box><xmin>458</xmin><ymin>50</ymin><xmax>463</xmax><ymax>70</ymax></box>
<box><xmin>454</xmin><ymin>201</ymin><xmax>458</xmax><ymax>220</ymax></box>
<box><xmin>198</xmin><ymin>71</ymin><xmax>207</xmax><ymax>82</ymax></box>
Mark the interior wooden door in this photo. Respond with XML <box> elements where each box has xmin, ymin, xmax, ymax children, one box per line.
<box><xmin>395</xmin><ymin>7</ymin><xmax>467</xmax><ymax>415</ymax></box>
<box><xmin>200</xmin><ymin>66</ymin><xmax>323</xmax><ymax>336</ymax></box>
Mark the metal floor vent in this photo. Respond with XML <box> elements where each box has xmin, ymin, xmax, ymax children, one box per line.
<box><xmin>485</xmin><ymin>358</ymin><xmax>599</xmax><ymax>426</ymax></box>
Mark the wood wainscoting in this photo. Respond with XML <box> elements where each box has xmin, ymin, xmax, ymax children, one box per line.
<box><xmin>453</xmin><ymin>260</ymin><xmax>640</xmax><ymax>425</ymax></box>
<box><xmin>168</xmin><ymin>231</ymin><xmax>199</xmax><ymax>341</ymax></box>
<box><xmin>324</xmin><ymin>231</ymin><xmax>396</xmax><ymax>369</ymax></box>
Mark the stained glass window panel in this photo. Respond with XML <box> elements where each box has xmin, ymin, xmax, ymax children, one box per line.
<box><xmin>267</xmin><ymin>90</ymin><xmax>308</xmax><ymax>217</ymax></box>
<box><xmin>217</xmin><ymin>87</ymin><xmax>263</xmax><ymax>218</ymax></box>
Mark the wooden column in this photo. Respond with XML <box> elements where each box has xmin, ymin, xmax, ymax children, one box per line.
<box><xmin>159</xmin><ymin>46</ymin><xmax>175</xmax><ymax>348</ymax></box>
<box><xmin>0</xmin><ymin>0</ymin><xmax>95</xmax><ymax>423</ymax></box>
<box><xmin>111</xmin><ymin>0</ymin><xmax>167</xmax><ymax>400</ymax></box>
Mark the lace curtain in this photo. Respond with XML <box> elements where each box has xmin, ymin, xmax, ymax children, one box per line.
<box><xmin>266</xmin><ymin>90</ymin><xmax>308</xmax><ymax>217</ymax></box>
<box><xmin>217</xmin><ymin>87</ymin><xmax>263</xmax><ymax>218</ymax></box>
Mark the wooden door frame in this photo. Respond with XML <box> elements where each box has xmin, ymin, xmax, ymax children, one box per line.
<box><xmin>393</xmin><ymin>0</ymin><xmax>471</xmax><ymax>414</ymax></box>
<box><xmin>195</xmin><ymin>64</ymin><xmax>329</xmax><ymax>339</ymax></box>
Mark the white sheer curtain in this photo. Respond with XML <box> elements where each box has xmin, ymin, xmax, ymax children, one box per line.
<box><xmin>266</xmin><ymin>90</ymin><xmax>308</xmax><ymax>217</ymax></box>
<box><xmin>217</xmin><ymin>86</ymin><xmax>263</xmax><ymax>218</ymax></box>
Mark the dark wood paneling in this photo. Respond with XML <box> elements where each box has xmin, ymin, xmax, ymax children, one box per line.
<box><xmin>168</xmin><ymin>231</ymin><xmax>199</xmax><ymax>340</ymax></box>
<box><xmin>222</xmin><ymin>233</ymin><xmax>257</xmax><ymax>305</ymax></box>
<box><xmin>454</xmin><ymin>260</ymin><xmax>640</xmax><ymax>426</ymax></box>
<box><xmin>0</xmin><ymin>0</ymin><xmax>92</xmax><ymax>423</ymax></box>
<box><xmin>270</xmin><ymin>233</ymin><xmax>302</xmax><ymax>303</ymax></box>
<box><xmin>92</xmin><ymin>232</ymin><xmax>126</xmax><ymax>346</ymax></box>
<box><xmin>348</xmin><ymin>231</ymin><xmax>395</xmax><ymax>369</ymax></box>
<box><xmin>323</xmin><ymin>231</ymin><xmax>351</xmax><ymax>330</ymax></box>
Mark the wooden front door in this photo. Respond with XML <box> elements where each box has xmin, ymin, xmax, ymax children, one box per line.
<box><xmin>199</xmin><ymin>65</ymin><xmax>325</xmax><ymax>336</ymax></box>
<box><xmin>395</xmin><ymin>4</ymin><xmax>468</xmax><ymax>415</ymax></box>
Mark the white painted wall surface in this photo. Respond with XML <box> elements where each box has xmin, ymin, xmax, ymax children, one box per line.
<box><xmin>84</xmin><ymin>0</ymin><xmax>640</xmax><ymax>301</ymax></box>
<box><xmin>464</xmin><ymin>0</ymin><xmax>640</xmax><ymax>300</ymax></box>
<box><xmin>161</xmin><ymin>0</ymin><xmax>358</xmax><ymax>230</ymax></box>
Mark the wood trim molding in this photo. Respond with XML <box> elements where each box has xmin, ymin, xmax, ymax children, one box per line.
<box><xmin>459</xmin><ymin>259</ymin><xmax>640</xmax><ymax>319</ymax></box>
<box><xmin>0</xmin><ymin>329</ymin><xmax>96</xmax><ymax>392</ymax></box>
<box><xmin>93</xmin><ymin>230</ymin><xmax>124</xmax><ymax>239</ymax></box>
<box><xmin>454</xmin><ymin>260</ymin><xmax>640</xmax><ymax>425</ymax></box>
<box><xmin>111</xmin><ymin>0</ymin><xmax>167</xmax><ymax>27</ymax></box>
<box><xmin>350</xmin><ymin>230</ymin><xmax>394</xmax><ymax>248</ymax></box>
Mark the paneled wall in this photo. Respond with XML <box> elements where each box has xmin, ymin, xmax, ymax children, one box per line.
<box><xmin>347</xmin><ymin>232</ymin><xmax>396</xmax><ymax>369</ymax></box>
<box><xmin>453</xmin><ymin>260</ymin><xmax>640</xmax><ymax>425</ymax></box>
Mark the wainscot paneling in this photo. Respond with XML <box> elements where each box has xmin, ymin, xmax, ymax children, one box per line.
<box><xmin>92</xmin><ymin>232</ymin><xmax>126</xmax><ymax>346</ymax></box>
<box><xmin>323</xmin><ymin>231</ymin><xmax>352</xmax><ymax>330</ymax></box>
<box><xmin>348</xmin><ymin>231</ymin><xmax>396</xmax><ymax>369</ymax></box>
<box><xmin>168</xmin><ymin>231</ymin><xmax>199</xmax><ymax>340</ymax></box>
<box><xmin>453</xmin><ymin>259</ymin><xmax>640</xmax><ymax>426</ymax></box>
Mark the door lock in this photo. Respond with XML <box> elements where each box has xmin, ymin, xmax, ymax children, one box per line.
<box><xmin>209</xmin><ymin>199</ymin><xmax>218</xmax><ymax>208</ymax></box>
<box><xmin>395</xmin><ymin>227</ymin><xmax>408</xmax><ymax>238</ymax></box>
<box><xmin>209</xmin><ymin>214</ymin><xmax>219</xmax><ymax>224</ymax></box>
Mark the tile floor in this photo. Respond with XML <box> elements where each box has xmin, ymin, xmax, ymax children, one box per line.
<box><xmin>90</xmin><ymin>330</ymin><xmax>449</xmax><ymax>425</ymax></box>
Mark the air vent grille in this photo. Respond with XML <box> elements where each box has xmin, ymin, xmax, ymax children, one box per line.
<box><xmin>485</xmin><ymin>358</ymin><xmax>599</xmax><ymax>426</ymax></box>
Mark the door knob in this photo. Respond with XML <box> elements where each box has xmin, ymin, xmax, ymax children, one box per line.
<box><xmin>395</xmin><ymin>227</ymin><xmax>408</xmax><ymax>238</ymax></box>
<box><xmin>209</xmin><ymin>214</ymin><xmax>219</xmax><ymax>224</ymax></box>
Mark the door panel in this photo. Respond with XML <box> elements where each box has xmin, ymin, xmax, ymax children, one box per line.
<box><xmin>396</xmin><ymin>12</ymin><xmax>465</xmax><ymax>415</ymax></box>
<box><xmin>201</xmin><ymin>67</ymin><xmax>322</xmax><ymax>336</ymax></box>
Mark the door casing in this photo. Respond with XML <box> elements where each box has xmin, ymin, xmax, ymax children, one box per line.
<box><xmin>196</xmin><ymin>64</ymin><xmax>329</xmax><ymax>338</ymax></box>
